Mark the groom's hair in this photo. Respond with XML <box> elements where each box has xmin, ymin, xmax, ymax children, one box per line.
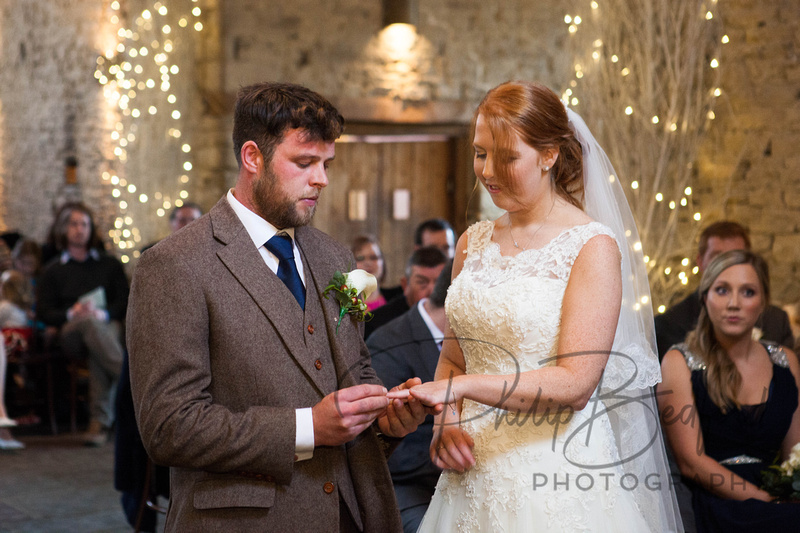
<box><xmin>232</xmin><ymin>82</ymin><xmax>344</xmax><ymax>167</ymax></box>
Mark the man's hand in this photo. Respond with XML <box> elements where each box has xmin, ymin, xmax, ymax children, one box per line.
<box><xmin>378</xmin><ymin>377</ymin><xmax>444</xmax><ymax>438</ymax></box>
<box><xmin>68</xmin><ymin>301</ymin><xmax>95</xmax><ymax>321</ymax></box>
<box><xmin>312</xmin><ymin>384</ymin><xmax>390</xmax><ymax>447</ymax></box>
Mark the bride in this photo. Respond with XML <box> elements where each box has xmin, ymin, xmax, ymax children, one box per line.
<box><xmin>391</xmin><ymin>81</ymin><xmax>682</xmax><ymax>532</ymax></box>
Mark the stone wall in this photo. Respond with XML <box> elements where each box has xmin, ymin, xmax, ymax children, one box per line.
<box><xmin>0</xmin><ymin>0</ymin><xmax>117</xmax><ymax>240</ymax></box>
<box><xmin>221</xmin><ymin>0</ymin><xmax>570</xmax><ymax>102</ymax></box>
<box><xmin>696</xmin><ymin>0</ymin><xmax>800</xmax><ymax>303</ymax></box>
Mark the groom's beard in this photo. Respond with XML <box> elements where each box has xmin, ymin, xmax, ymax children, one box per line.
<box><xmin>253</xmin><ymin>164</ymin><xmax>317</xmax><ymax>228</ymax></box>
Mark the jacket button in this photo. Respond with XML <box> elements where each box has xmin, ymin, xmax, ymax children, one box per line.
<box><xmin>315</xmin><ymin>359</ymin><xmax>323</xmax><ymax>370</ymax></box>
<box><xmin>323</xmin><ymin>481</ymin><xmax>335</xmax><ymax>494</ymax></box>
<box><xmin>307</xmin><ymin>324</ymin><xmax>314</xmax><ymax>334</ymax></box>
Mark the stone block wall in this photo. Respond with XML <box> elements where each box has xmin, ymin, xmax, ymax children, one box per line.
<box><xmin>696</xmin><ymin>0</ymin><xmax>800</xmax><ymax>303</ymax></box>
<box><xmin>220</xmin><ymin>0</ymin><xmax>570</xmax><ymax>104</ymax></box>
<box><xmin>0</xmin><ymin>0</ymin><xmax>118</xmax><ymax>241</ymax></box>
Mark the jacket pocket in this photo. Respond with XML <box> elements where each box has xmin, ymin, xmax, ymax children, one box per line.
<box><xmin>193</xmin><ymin>476</ymin><xmax>276</xmax><ymax>510</ymax></box>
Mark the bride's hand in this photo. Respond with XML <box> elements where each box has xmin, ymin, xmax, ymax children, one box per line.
<box><xmin>430</xmin><ymin>426</ymin><xmax>475</xmax><ymax>472</ymax></box>
<box><xmin>406</xmin><ymin>378</ymin><xmax>460</xmax><ymax>407</ymax></box>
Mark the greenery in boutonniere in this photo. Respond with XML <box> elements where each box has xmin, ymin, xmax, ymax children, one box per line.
<box><xmin>323</xmin><ymin>269</ymin><xmax>377</xmax><ymax>332</ymax></box>
<box><xmin>761</xmin><ymin>443</ymin><xmax>800</xmax><ymax>502</ymax></box>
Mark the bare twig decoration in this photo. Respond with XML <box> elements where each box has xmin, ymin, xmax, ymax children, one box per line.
<box><xmin>563</xmin><ymin>0</ymin><xmax>724</xmax><ymax>309</ymax></box>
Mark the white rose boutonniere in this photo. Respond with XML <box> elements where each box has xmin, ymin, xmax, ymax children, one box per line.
<box><xmin>323</xmin><ymin>269</ymin><xmax>377</xmax><ymax>332</ymax></box>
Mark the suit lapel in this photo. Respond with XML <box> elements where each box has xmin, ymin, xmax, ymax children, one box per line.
<box><xmin>210</xmin><ymin>199</ymin><xmax>328</xmax><ymax>396</ymax></box>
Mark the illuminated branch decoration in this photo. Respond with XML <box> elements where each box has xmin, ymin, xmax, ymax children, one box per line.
<box><xmin>94</xmin><ymin>0</ymin><xmax>203</xmax><ymax>264</ymax></box>
<box><xmin>562</xmin><ymin>0</ymin><xmax>726</xmax><ymax>311</ymax></box>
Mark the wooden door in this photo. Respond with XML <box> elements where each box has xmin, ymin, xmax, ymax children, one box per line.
<box><xmin>313</xmin><ymin>135</ymin><xmax>455</xmax><ymax>287</ymax></box>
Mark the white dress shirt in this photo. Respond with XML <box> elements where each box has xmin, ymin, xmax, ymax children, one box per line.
<box><xmin>227</xmin><ymin>190</ymin><xmax>314</xmax><ymax>461</ymax></box>
<box><xmin>417</xmin><ymin>298</ymin><xmax>445</xmax><ymax>351</ymax></box>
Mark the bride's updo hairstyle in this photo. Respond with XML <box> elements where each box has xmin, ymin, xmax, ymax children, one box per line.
<box><xmin>473</xmin><ymin>81</ymin><xmax>584</xmax><ymax>208</ymax></box>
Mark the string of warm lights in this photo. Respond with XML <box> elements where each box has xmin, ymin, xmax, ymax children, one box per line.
<box><xmin>561</xmin><ymin>0</ymin><xmax>727</xmax><ymax>313</ymax></box>
<box><xmin>94</xmin><ymin>0</ymin><xmax>203</xmax><ymax>264</ymax></box>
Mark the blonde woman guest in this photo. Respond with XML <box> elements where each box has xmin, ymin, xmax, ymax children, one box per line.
<box><xmin>659</xmin><ymin>250</ymin><xmax>800</xmax><ymax>532</ymax></box>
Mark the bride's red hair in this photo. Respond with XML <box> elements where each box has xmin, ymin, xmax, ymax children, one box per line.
<box><xmin>473</xmin><ymin>81</ymin><xmax>584</xmax><ymax>209</ymax></box>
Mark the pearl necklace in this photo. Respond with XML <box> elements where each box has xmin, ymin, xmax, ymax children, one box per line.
<box><xmin>508</xmin><ymin>198</ymin><xmax>556</xmax><ymax>251</ymax></box>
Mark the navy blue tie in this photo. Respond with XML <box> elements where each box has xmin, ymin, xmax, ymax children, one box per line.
<box><xmin>265</xmin><ymin>233</ymin><xmax>305</xmax><ymax>309</ymax></box>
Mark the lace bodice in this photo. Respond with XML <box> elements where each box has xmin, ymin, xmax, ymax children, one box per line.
<box><xmin>446</xmin><ymin>219</ymin><xmax>616</xmax><ymax>376</ymax></box>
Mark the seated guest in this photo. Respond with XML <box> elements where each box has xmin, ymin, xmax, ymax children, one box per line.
<box><xmin>0</xmin><ymin>270</ymin><xmax>34</xmax><ymax>328</ymax></box>
<box><xmin>37</xmin><ymin>202</ymin><xmax>129</xmax><ymax>446</ymax></box>
<box><xmin>658</xmin><ymin>250</ymin><xmax>800</xmax><ymax>532</ymax></box>
<box><xmin>365</xmin><ymin>246</ymin><xmax>447</xmax><ymax>339</ymax></box>
<box><xmin>0</xmin><ymin>270</ymin><xmax>33</xmax><ymax>450</ymax></box>
<box><xmin>367</xmin><ymin>260</ymin><xmax>452</xmax><ymax>533</ymax></box>
<box><xmin>141</xmin><ymin>202</ymin><xmax>203</xmax><ymax>253</ymax></box>
<box><xmin>11</xmin><ymin>239</ymin><xmax>42</xmax><ymax>286</ymax></box>
<box><xmin>414</xmin><ymin>218</ymin><xmax>456</xmax><ymax>259</ymax></box>
<box><xmin>168</xmin><ymin>202</ymin><xmax>203</xmax><ymax>233</ymax></box>
<box><xmin>40</xmin><ymin>204</ymin><xmax>73</xmax><ymax>266</ymax></box>
<box><xmin>655</xmin><ymin>221</ymin><xmax>793</xmax><ymax>359</ymax></box>
<box><xmin>351</xmin><ymin>234</ymin><xmax>400</xmax><ymax>311</ymax></box>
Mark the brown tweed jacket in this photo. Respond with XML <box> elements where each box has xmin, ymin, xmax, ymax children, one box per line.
<box><xmin>127</xmin><ymin>197</ymin><xmax>402</xmax><ymax>532</ymax></box>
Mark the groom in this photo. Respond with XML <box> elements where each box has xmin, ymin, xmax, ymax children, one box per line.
<box><xmin>127</xmin><ymin>82</ymin><xmax>433</xmax><ymax>532</ymax></box>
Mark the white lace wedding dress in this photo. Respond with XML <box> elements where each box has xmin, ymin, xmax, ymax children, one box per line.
<box><xmin>417</xmin><ymin>220</ymin><xmax>653</xmax><ymax>533</ymax></box>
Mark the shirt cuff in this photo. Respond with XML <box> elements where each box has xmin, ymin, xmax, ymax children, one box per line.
<box><xmin>295</xmin><ymin>407</ymin><xmax>314</xmax><ymax>461</ymax></box>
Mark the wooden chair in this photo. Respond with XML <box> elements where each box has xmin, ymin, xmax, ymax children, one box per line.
<box><xmin>3</xmin><ymin>327</ymin><xmax>88</xmax><ymax>434</ymax></box>
<box><xmin>134</xmin><ymin>457</ymin><xmax>168</xmax><ymax>532</ymax></box>
<box><xmin>4</xmin><ymin>327</ymin><xmax>58</xmax><ymax>434</ymax></box>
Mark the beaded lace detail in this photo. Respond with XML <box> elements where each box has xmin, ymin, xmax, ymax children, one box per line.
<box><xmin>676</xmin><ymin>341</ymin><xmax>790</xmax><ymax>371</ymax></box>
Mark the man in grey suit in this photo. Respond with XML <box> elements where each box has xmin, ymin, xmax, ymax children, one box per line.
<box><xmin>367</xmin><ymin>261</ymin><xmax>452</xmax><ymax>533</ymax></box>
<box><xmin>655</xmin><ymin>220</ymin><xmax>794</xmax><ymax>359</ymax></box>
<box><xmin>127</xmin><ymin>82</ymin><xmax>434</xmax><ymax>532</ymax></box>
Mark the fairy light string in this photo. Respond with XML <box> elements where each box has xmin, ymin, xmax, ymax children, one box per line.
<box><xmin>561</xmin><ymin>0</ymin><xmax>727</xmax><ymax>313</ymax></box>
<box><xmin>94</xmin><ymin>0</ymin><xmax>203</xmax><ymax>264</ymax></box>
